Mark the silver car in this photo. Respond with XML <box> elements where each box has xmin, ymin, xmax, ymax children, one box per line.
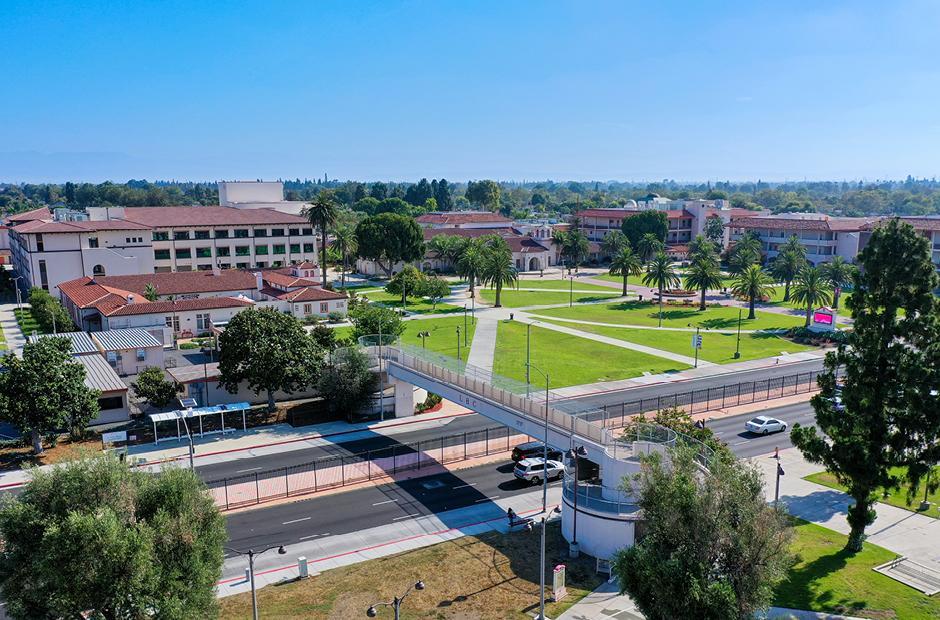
<box><xmin>513</xmin><ymin>458</ymin><xmax>564</xmax><ymax>485</ymax></box>
<box><xmin>745</xmin><ymin>416</ymin><xmax>788</xmax><ymax>435</ymax></box>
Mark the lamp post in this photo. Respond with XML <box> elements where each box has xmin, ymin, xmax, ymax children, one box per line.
<box><xmin>525</xmin><ymin>363</ymin><xmax>550</xmax><ymax>514</ymax></box>
<box><xmin>775</xmin><ymin>462</ymin><xmax>785</xmax><ymax>507</ymax></box>
<box><xmin>567</xmin><ymin>445</ymin><xmax>588</xmax><ymax>557</ymax></box>
<box><xmin>378</xmin><ymin>319</ymin><xmax>385</xmax><ymax>421</ymax></box>
<box><xmin>693</xmin><ymin>326</ymin><xmax>701</xmax><ymax>369</ymax></box>
<box><xmin>225</xmin><ymin>544</ymin><xmax>287</xmax><ymax>620</ymax></box>
<box><xmin>569</xmin><ymin>275</ymin><xmax>573</xmax><ymax>307</ymax></box>
<box><xmin>417</xmin><ymin>330</ymin><xmax>430</xmax><ymax>349</ymax></box>
<box><xmin>734</xmin><ymin>308</ymin><xmax>742</xmax><ymax>359</ymax></box>
<box><xmin>526</xmin><ymin>506</ymin><xmax>561</xmax><ymax>620</ymax></box>
<box><xmin>12</xmin><ymin>275</ymin><xmax>22</xmax><ymax>312</ymax></box>
<box><xmin>463</xmin><ymin>304</ymin><xmax>468</xmax><ymax>346</ymax></box>
<box><xmin>366</xmin><ymin>580</ymin><xmax>425</xmax><ymax>620</ymax></box>
<box><xmin>179</xmin><ymin>412</ymin><xmax>195</xmax><ymax>471</ymax></box>
<box><xmin>456</xmin><ymin>327</ymin><xmax>461</xmax><ymax>362</ymax></box>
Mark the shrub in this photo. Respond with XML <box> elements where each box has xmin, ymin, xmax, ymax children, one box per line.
<box><xmin>415</xmin><ymin>392</ymin><xmax>442</xmax><ymax>414</ymax></box>
<box><xmin>327</xmin><ymin>310</ymin><xmax>344</xmax><ymax>323</ymax></box>
<box><xmin>131</xmin><ymin>366</ymin><xmax>179</xmax><ymax>408</ymax></box>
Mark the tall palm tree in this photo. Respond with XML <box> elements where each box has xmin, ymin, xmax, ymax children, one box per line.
<box><xmin>600</xmin><ymin>230</ymin><xmax>628</xmax><ymax>258</ymax></box>
<box><xmin>820</xmin><ymin>256</ymin><xmax>856</xmax><ymax>310</ymax></box>
<box><xmin>642</xmin><ymin>252</ymin><xmax>681</xmax><ymax>327</ymax></box>
<box><xmin>729</xmin><ymin>233</ymin><xmax>762</xmax><ymax>273</ymax></box>
<box><xmin>637</xmin><ymin>233</ymin><xmax>665</xmax><ymax>264</ymax></box>
<box><xmin>770</xmin><ymin>249</ymin><xmax>806</xmax><ymax>302</ymax></box>
<box><xmin>332</xmin><ymin>225</ymin><xmax>357</xmax><ymax>290</ymax></box>
<box><xmin>304</xmin><ymin>191</ymin><xmax>339</xmax><ymax>287</ymax></box>
<box><xmin>456</xmin><ymin>241</ymin><xmax>484</xmax><ymax>294</ymax></box>
<box><xmin>480</xmin><ymin>246</ymin><xmax>517</xmax><ymax>308</ymax></box>
<box><xmin>687</xmin><ymin>234</ymin><xmax>715</xmax><ymax>263</ymax></box>
<box><xmin>427</xmin><ymin>234</ymin><xmax>462</xmax><ymax>271</ymax></box>
<box><xmin>731</xmin><ymin>264</ymin><xmax>776</xmax><ymax>320</ymax></box>
<box><xmin>790</xmin><ymin>266</ymin><xmax>833</xmax><ymax>327</ymax></box>
<box><xmin>685</xmin><ymin>253</ymin><xmax>724</xmax><ymax>311</ymax></box>
<box><xmin>781</xmin><ymin>235</ymin><xmax>807</xmax><ymax>262</ymax></box>
<box><xmin>609</xmin><ymin>244</ymin><xmax>642</xmax><ymax>296</ymax></box>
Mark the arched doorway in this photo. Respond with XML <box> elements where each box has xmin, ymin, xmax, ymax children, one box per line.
<box><xmin>528</xmin><ymin>257</ymin><xmax>540</xmax><ymax>271</ymax></box>
<box><xmin>92</xmin><ymin>264</ymin><xmax>106</xmax><ymax>277</ymax></box>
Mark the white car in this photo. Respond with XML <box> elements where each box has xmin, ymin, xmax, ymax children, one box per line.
<box><xmin>745</xmin><ymin>416</ymin><xmax>788</xmax><ymax>435</ymax></box>
<box><xmin>513</xmin><ymin>458</ymin><xmax>564</xmax><ymax>485</ymax></box>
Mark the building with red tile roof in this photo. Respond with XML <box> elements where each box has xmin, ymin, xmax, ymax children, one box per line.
<box><xmin>416</xmin><ymin>211</ymin><xmax>512</xmax><ymax>228</ymax></box>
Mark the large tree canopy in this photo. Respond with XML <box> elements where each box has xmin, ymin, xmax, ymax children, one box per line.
<box><xmin>355</xmin><ymin>213</ymin><xmax>425</xmax><ymax>276</ymax></box>
<box><xmin>0</xmin><ymin>337</ymin><xmax>99</xmax><ymax>453</ymax></box>
<box><xmin>0</xmin><ymin>456</ymin><xmax>226</xmax><ymax>620</ymax></box>
<box><xmin>217</xmin><ymin>308</ymin><xmax>323</xmax><ymax>412</ymax></box>
<box><xmin>622</xmin><ymin>210</ymin><xmax>668</xmax><ymax>249</ymax></box>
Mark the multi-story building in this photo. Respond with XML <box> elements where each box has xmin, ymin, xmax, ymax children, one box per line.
<box><xmin>8</xmin><ymin>205</ymin><xmax>318</xmax><ymax>295</ymax></box>
<box><xmin>416</xmin><ymin>211</ymin><xmax>513</xmax><ymax>229</ymax></box>
<box><xmin>218</xmin><ymin>180</ymin><xmax>312</xmax><ymax>215</ymax></box>
<box><xmin>728</xmin><ymin>214</ymin><xmax>876</xmax><ymax>265</ymax></box>
<box><xmin>576</xmin><ymin>207</ymin><xmax>695</xmax><ymax>254</ymax></box>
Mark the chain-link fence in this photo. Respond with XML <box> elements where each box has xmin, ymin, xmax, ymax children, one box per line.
<box><xmin>206</xmin><ymin>425</ymin><xmax>529</xmax><ymax>510</ymax></box>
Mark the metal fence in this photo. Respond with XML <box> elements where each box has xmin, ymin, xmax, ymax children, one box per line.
<box><xmin>206</xmin><ymin>425</ymin><xmax>529</xmax><ymax>510</ymax></box>
<box><xmin>597</xmin><ymin>370</ymin><xmax>823</xmax><ymax>429</ymax></box>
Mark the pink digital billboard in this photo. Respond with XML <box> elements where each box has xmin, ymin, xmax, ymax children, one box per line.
<box><xmin>813</xmin><ymin>311</ymin><xmax>834</xmax><ymax>325</ymax></box>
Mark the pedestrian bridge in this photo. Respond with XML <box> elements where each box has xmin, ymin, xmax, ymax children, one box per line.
<box><xmin>365</xmin><ymin>341</ymin><xmax>713</xmax><ymax>560</ymax></box>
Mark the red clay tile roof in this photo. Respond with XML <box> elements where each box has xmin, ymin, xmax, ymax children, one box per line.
<box><xmin>274</xmin><ymin>287</ymin><xmax>348</xmax><ymax>302</ymax></box>
<box><xmin>88</xmin><ymin>270</ymin><xmax>259</xmax><ymax>297</ymax></box>
<box><xmin>119</xmin><ymin>206</ymin><xmax>308</xmax><ymax>227</ymax></box>
<box><xmin>423</xmin><ymin>227</ymin><xmax>516</xmax><ymax>241</ymax></box>
<box><xmin>6</xmin><ymin>207</ymin><xmax>51</xmax><ymax>223</ymax></box>
<box><xmin>576</xmin><ymin>208</ymin><xmax>693</xmax><ymax>220</ymax></box>
<box><xmin>106</xmin><ymin>297</ymin><xmax>254</xmax><ymax>317</ymax></box>
<box><xmin>262</xmin><ymin>271</ymin><xmax>320</xmax><ymax>288</ymax></box>
<box><xmin>504</xmin><ymin>237</ymin><xmax>551</xmax><ymax>253</ymax></box>
<box><xmin>730</xmin><ymin>216</ymin><xmax>872</xmax><ymax>232</ymax></box>
<box><xmin>12</xmin><ymin>219</ymin><xmax>151</xmax><ymax>234</ymax></box>
<box><xmin>881</xmin><ymin>217</ymin><xmax>940</xmax><ymax>232</ymax></box>
<box><xmin>416</xmin><ymin>212</ymin><xmax>511</xmax><ymax>225</ymax></box>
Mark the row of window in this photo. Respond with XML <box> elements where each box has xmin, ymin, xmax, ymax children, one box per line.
<box><xmin>152</xmin><ymin>227</ymin><xmax>314</xmax><ymax>241</ymax></box>
<box><xmin>154</xmin><ymin>244</ymin><xmax>314</xmax><ymax>260</ymax></box>
<box><xmin>155</xmin><ymin>261</ymin><xmax>288</xmax><ymax>272</ymax></box>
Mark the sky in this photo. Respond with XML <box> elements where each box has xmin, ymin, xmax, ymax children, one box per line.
<box><xmin>1</xmin><ymin>0</ymin><xmax>939</xmax><ymax>183</ymax></box>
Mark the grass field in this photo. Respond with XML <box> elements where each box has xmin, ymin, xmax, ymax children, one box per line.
<box><xmin>329</xmin><ymin>316</ymin><xmax>477</xmax><ymax>361</ymax></box>
<box><xmin>479</xmin><ymin>289</ymin><xmax>620</xmax><ymax>308</ymax></box>
<box><xmin>594</xmin><ymin>273</ymin><xmax>737</xmax><ymax>290</ymax></box>
<box><xmin>774</xmin><ymin>520</ymin><xmax>940</xmax><ymax>619</ymax></box>
<box><xmin>492</xmin><ymin>321</ymin><xmax>688</xmax><ymax>388</ymax></box>
<box><xmin>805</xmin><ymin>466</ymin><xmax>940</xmax><ymax>519</ymax></box>
<box><xmin>13</xmin><ymin>308</ymin><xmax>47</xmax><ymax>335</ymax></box>
<box><xmin>531</xmin><ymin>300</ymin><xmax>805</xmax><ymax>331</ymax></box>
<box><xmin>538</xmin><ymin>320</ymin><xmax>815</xmax><ymax>364</ymax></box>
<box><xmin>765</xmin><ymin>288</ymin><xmax>853</xmax><ymax>318</ymax></box>
<box><xmin>219</xmin><ymin>521</ymin><xmax>602</xmax><ymax>619</ymax></box>
<box><xmin>361</xmin><ymin>289</ymin><xmax>464</xmax><ymax>315</ymax></box>
<box><xmin>507</xmin><ymin>278</ymin><xmax>618</xmax><ymax>292</ymax></box>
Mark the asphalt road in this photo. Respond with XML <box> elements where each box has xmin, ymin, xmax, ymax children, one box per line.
<box><xmin>223</xmin><ymin>404</ymin><xmax>817</xmax><ymax>551</ymax></box>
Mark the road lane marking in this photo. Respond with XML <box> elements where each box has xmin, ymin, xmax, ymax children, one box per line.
<box><xmin>372</xmin><ymin>499</ymin><xmax>399</xmax><ymax>506</ymax></box>
<box><xmin>475</xmin><ymin>495</ymin><xmax>500</xmax><ymax>503</ymax></box>
<box><xmin>282</xmin><ymin>517</ymin><xmax>311</xmax><ymax>525</ymax></box>
<box><xmin>236</xmin><ymin>467</ymin><xmax>262</xmax><ymax>473</ymax></box>
<box><xmin>392</xmin><ymin>514</ymin><xmax>420</xmax><ymax>521</ymax></box>
<box><xmin>453</xmin><ymin>483</ymin><xmax>478</xmax><ymax>489</ymax></box>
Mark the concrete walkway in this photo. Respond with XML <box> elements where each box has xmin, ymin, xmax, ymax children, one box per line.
<box><xmin>0</xmin><ymin>303</ymin><xmax>26</xmax><ymax>356</ymax></box>
<box><xmin>532</xmin><ymin>313</ymin><xmax>781</xmax><ymax>334</ymax></box>
<box><xmin>466</xmin><ymin>316</ymin><xmax>499</xmax><ymax>371</ymax></box>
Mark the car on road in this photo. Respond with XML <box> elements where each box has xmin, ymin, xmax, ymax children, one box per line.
<box><xmin>744</xmin><ymin>416</ymin><xmax>788</xmax><ymax>435</ymax></box>
<box><xmin>513</xmin><ymin>458</ymin><xmax>564</xmax><ymax>485</ymax></box>
<box><xmin>511</xmin><ymin>441</ymin><xmax>562</xmax><ymax>463</ymax></box>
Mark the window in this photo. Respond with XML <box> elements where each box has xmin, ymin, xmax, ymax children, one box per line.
<box><xmin>174</xmin><ymin>230</ymin><xmax>190</xmax><ymax>240</ymax></box>
<box><xmin>92</xmin><ymin>264</ymin><xmax>106</xmax><ymax>277</ymax></box>
<box><xmin>290</xmin><ymin>244</ymin><xmax>301</xmax><ymax>253</ymax></box>
<box><xmin>214</xmin><ymin>229</ymin><xmax>229</xmax><ymax>239</ymax></box>
<box><xmin>98</xmin><ymin>396</ymin><xmax>124</xmax><ymax>411</ymax></box>
<box><xmin>236</xmin><ymin>262</ymin><xmax>249</xmax><ymax>269</ymax></box>
<box><xmin>106</xmin><ymin>351</ymin><xmax>118</xmax><ymax>365</ymax></box>
<box><xmin>273</xmin><ymin>244</ymin><xmax>286</xmax><ymax>255</ymax></box>
<box><xmin>194</xmin><ymin>230</ymin><xmax>210</xmax><ymax>240</ymax></box>
<box><xmin>253</xmin><ymin>229</ymin><xmax>268</xmax><ymax>237</ymax></box>
<box><xmin>125</xmin><ymin>237</ymin><xmax>131</xmax><ymax>243</ymax></box>
<box><xmin>38</xmin><ymin>259</ymin><xmax>48</xmax><ymax>290</ymax></box>
<box><xmin>271</xmin><ymin>228</ymin><xmax>284</xmax><ymax>237</ymax></box>
<box><xmin>304</xmin><ymin>304</ymin><xmax>312</xmax><ymax>314</ymax></box>
<box><xmin>175</xmin><ymin>248</ymin><xmax>191</xmax><ymax>259</ymax></box>
<box><xmin>197</xmin><ymin>264</ymin><xmax>213</xmax><ymax>271</ymax></box>
<box><xmin>219</xmin><ymin>262</ymin><xmax>231</xmax><ymax>269</ymax></box>
<box><xmin>166</xmin><ymin>315</ymin><xmax>180</xmax><ymax>332</ymax></box>
<box><xmin>320</xmin><ymin>302</ymin><xmax>329</xmax><ymax>314</ymax></box>
<box><xmin>196</xmin><ymin>313</ymin><xmax>210</xmax><ymax>331</ymax></box>
<box><xmin>88</xmin><ymin>237</ymin><xmax>99</xmax><ymax>248</ymax></box>
<box><xmin>196</xmin><ymin>247</ymin><xmax>212</xmax><ymax>258</ymax></box>
<box><xmin>216</xmin><ymin>246</ymin><xmax>231</xmax><ymax>257</ymax></box>
<box><xmin>152</xmin><ymin>231</ymin><xmax>169</xmax><ymax>241</ymax></box>
<box><xmin>154</xmin><ymin>249</ymin><xmax>171</xmax><ymax>260</ymax></box>
<box><xmin>272</xmin><ymin>260</ymin><xmax>283</xmax><ymax>267</ymax></box>
<box><xmin>234</xmin><ymin>229</ymin><xmax>249</xmax><ymax>238</ymax></box>
<box><xmin>288</xmin><ymin>228</ymin><xmax>300</xmax><ymax>236</ymax></box>
<box><xmin>302</xmin><ymin>228</ymin><xmax>313</xmax><ymax>235</ymax></box>
<box><xmin>36</xmin><ymin>234</ymin><xmax>44</xmax><ymax>252</ymax></box>
<box><xmin>235</xmin><ymin>246</ymin><xmax>250</xmax><ymax>257</ymax></box>
<box><xmin>136</xmin><ymin>349</ymin><xmax>146</xmax><ymax>362</ymax></box>
<box><xmin>303</xmin><ymin>243</ymin><xmax>314</xmax><ymax>252</ymax></box>
<box><xmin>255</xmin><ymin>245</ymin><xmax>269</xmax><ymax>255</ymax></box>
<box><xmin>255</xmin><ymin>261</ymin><xmax>266</xmax><ymax>268</ymax></box>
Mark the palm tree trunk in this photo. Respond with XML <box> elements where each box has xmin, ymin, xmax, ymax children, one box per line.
<box><xmin>748</xmin><ymin>296</ymin><xmax>756</xmax><ymax>320</ymax></box>
<box><xmin>833</xmin><ymin>289</ymin><xmax>841</xmax><ymax>310</ymax></box>
<box><xmin>784</xmin><ymin>280</ymin><xmax>791</xmax><ymax>302</ymax></box>
<box><xmin>495</xmin><ymin>282</ymin><xmax>502</xmax><ymax>307</ymax></box>
<box><xmin>658</xmin><ymin>288</ymin><xmax>664</xmax><ymax>327</ymax></box>
<box><xmin>341</xmin><ymin>252</ymin><xmax>347</xmax><ymax>289</ymax></box>
<box><xmin>699</xmin><ymin>287</ymin><xmax>707</xmax><ymax>311</ymax></box>
<box><xmin>30</xmin><ymin>429</ymin><xmax>43</xmax><ymax>455</ymax></box>
<box><xmin>321</xmin><ymin>228</ymin><xmax>329</xmax><ymax>287</ymax></box>
<box><xmin>805</xmin><ymin>303</ymin><xmax>812</xmax><ymax>327</ymax></box>
<box><xmin>622</xmin><ymin>275</ymin><xmax>628</xmax><ymax>296</ymax></box>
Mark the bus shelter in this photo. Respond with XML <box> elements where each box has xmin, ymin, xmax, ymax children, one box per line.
<box><xmin>148</xmin><ymin>402</ymin><xmax>251</xmax><ymax>444</ymax></box>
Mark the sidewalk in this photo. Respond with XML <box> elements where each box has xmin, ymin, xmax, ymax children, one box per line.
<box><xmin>0</xmin><ymin>302</ymin><xmax>26</xmax><ymax>356</ymax></box>
<box><xmin>466</xmin><ymin>315</ymin><xmax>498</xmax><ymax>371</ymax></box>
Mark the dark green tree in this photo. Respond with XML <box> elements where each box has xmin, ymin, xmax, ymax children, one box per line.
<box><xmin>418</xmin><ymin>275</ymin><xmax>451</xmax><ymax>310</ymax></box>
<box><xmin>404</xmin><ymin>178</ymin><xmax>433</xmax><ymax>206</ymax></box>
<box><xmin>820</xmin><ymin>256</ymin><xmax>856</xmax><ymax>310</ymax></box>
<box><xmin>613</xmin><ymin>447</ymin><xmax>792</xmax><ymax>620</ymax></box>
<box><xmin>349</xmin><ymin>304</ymin><xmax>405</xmax><ymax>341</ymax></box>
<box><xmin>792</xmin><ymin>219</ymin><xmax>940</xmax><ymax>551</ymax></box>
<box><xmin>310</xmin><ymin>323</ymin><xmax>338</xmax><ymax>351</ymax></box>
<box><xmin>770</xmin><ymin>249</ymin><xmax>806</xmax><ymax>302</ymax></box>
<box><xmin>355</xmin><ymin>213</ymin><xmax>425</xmax><ymax>277</ymax></box>
<box><xmin>600</xmin><ymin>230</ymin><xmax>628</xmax><ymax>257</ymax></box>
<box><xmin>385</xmin><ymin>265</ymin><xmax>425</xmax><ymax>306</ymax></box>
<box><xmin>0</xmin><ymin>337</ymin><xmax>99</xmax><ymax>453</ymax></box>
<box><xmin>704</xmin><ymin>216</ymin><xmax>725</xmax><ymax>246</ymax></box>
<box><xmin>304</xmin><ymin>190</ymin><xmax>339</xmax><ymax>287</ymax></box>
<box><xmin>790</xmin><ymin>266</ymin><xmax>832</xmax><ymax>327</ymax></box>
<box><xmin>0</xmin><ymin>456</ymin><xmax>226</xmax><ymax>619</ymax></box>
<box><xmin>130</xmin><ymin>366</ymin><xmax>178</xmax><ymax>409</ymax></box>
<box><xmin>622</xmin><ymin>210</ymin><xmax>668</xmax><ymax>250</ymax></box>
<box><xmin>731</xmin><ymin>264</ymin><xmax>775</xmax><ymax>320</ymax></box>
<box><xmin>642</xmin><ymin>252</ymin><xmax>680</xmax><ymax>327</ymax></box>
<box><xmin>317</xmin><ymin>347</ymin><xmax>379</xmax><ymax>422</ymax></box>
<box><xmin>465</xmin><ymin>180</ymin><xmax>501</xmax><ymax>211</ymax></box>
<box><xmin>479</xmin><ymin>241</ymin><xmax>517</xmax><ymax>308</ymax></box>
<box><xmin>685</xmin><ymin>249</ymin><xmax>724</xmax><ymax>311</ymax></box>
<box><xmin>434</xmin><ymin>178</ymin><xmax>454</xmax><ymax>211</ymax></box>
<box><xmin>218</xmin><ymin>308</ymin><xmax>323</xmax><ymax>412</ymax></box>
<box><xmin>27</xmin><ymin>287</ymin><xmax>74</xmax><ymax>333</ymax></box>
<box><xmin>608</xmin><ymin>244</ymin><xmax>642</xmax><ymax>296</ymax></box>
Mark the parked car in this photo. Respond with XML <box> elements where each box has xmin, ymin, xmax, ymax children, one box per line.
<box><xmin>830</xmin><ymin>395</ymin><xmax>845</xmax><ymax>412</ymax></box>
<box><xmin>511</xmin><ymin>441</ymin><xmax>562</xmax><ymax>463</ymax></box>
<box><xmin>744</xmin><ymin>416</ymin><xmax>788</xmax><ymax>435</ymax></box>
<box><xmin>513</xmin><ymin>458</ymin><xmax>564</xmax><ymax>485</ymax></box>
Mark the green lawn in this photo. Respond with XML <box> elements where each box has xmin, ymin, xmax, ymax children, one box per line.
<box><xmin>537</xmin><ymin>320</ymin><xmax>815</xmax><ymax>364</ymax></box>
<box><xmin>774</xmin><ymin>520</ymin><xmax>940</xmax><ymax>619</ymax></box>
<box><xmin>14</xmin><ymin>308</ymin><xmax>47</xmax><ymax>335</ymax></box>
<box><xmin>765</xmin><ymin>288</ymin><xmax>853</xmax><ymax>319</ymax></box>
<box><xmin>492</xmin><ymin>321</ymin><xmax>688</xmax><ymax>388</ymax></box>
<box><xmin>479</xmin><ymin>289</ymin><xmax>620</xmax><ymax>308</ymax></box>
<box><xmin>360</xmin><ymin>289</ymin><xmax>464</xmax><ymax>315</ymax></box>
<box><xmin>805</xmin><ymin>466</ymin><xmax>940</xmax><ymax>519</ymax></box>
<box><xmin>507</xmin><ymin>279</ymin><xmax>618</xmax><ymax>292</ymax></box>
<box><xmin>329</xmin><ymin>316</ymin><xmax>477</xmax><ymax>361</ymax></box>
<box><xmin>531</xmin><ymin>300</ymin><xmax>806</xmax><ymax>331</ymax></box>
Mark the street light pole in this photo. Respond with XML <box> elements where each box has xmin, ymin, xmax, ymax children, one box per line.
<box><xmin>463</xmin><ymin>304</ymin><xmax>468</xmax><ymax>345</ymax></box>
<box><xmin>180</xmin><ymin>413</ymin><xmax>195</xmax><ymax>471</ymax></box>
<box><xmin>526</xmin><ymin>322</ymin><xmax>531</xmax><ymax>397</ymax></box>
<box><xmin>378</xmin><ymin>319</ymin><xmax>385</xmax><ymax>421</ymax></box>
<box><xmin>569</xmin><ymin>275</ymin><xmax>573</xmax><ymax>307</ymax></box>
<box><xmin>225</xmin><ymin>545</ymin><xmax>287</xmax><ymax>620</ymax></box>
<box><xmin>693</xmin><ymin>326</ymin><xmax>701</xmax><ymax>369</ymax></box>
<box><xmin>456</xmin><ymin>327</ymin><xmax>461</xmax><ymax>362</ymax></box>
<box><xmin>775</xmin><ymin>462</ymin><xmax>785</xmax><ymax>507</ymax></box>
<box><xmin>367</xmin><ymin>580</ymin><xmax>425</xmax><ymax>620</ymax></box>
<box><xmin>734</xmin><ymin>308</ymin><xmax>742</xmax><ymax>359</ymax></box>
<box><xmin>526</xmin><ymin>363</ymin><xmax>550</xmax><ymax>515</ymax></box>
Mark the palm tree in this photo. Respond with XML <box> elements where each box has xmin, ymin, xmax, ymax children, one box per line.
<box><xmin>304</xmin><ymin>191</ymin><xmax>338</xmax><ymax>287</ymax></box>
<box><xmin>600</xmin><ymin>230</ymin><xmax>628</xmax><ymax>259</ymax></box>
<box><xmin>143</xmin><ymin>283</ymin><xmax>158</xmax><ymax>302</ymax></box>
<box><xmin>820</xmin><ymin>256</ymin><xmax>856</xmax><ymax>310</ymax></box>
<box><xmin>480</xmin><ymin>246</ymin><xmax>517</xmax><ymax>308</ymax></box>
<box><xmin>770</xmin><ymin>249</ymin><xmax>806</xmax><ymax>302</ymax></box>
<box><xmin>685</xmin><ymin>253</ymin><xmax>724</xmax><ymax>311</ymax></box>
<box><xmin>731</xmin><ymin>264</ymin><xmax>776</xmax><ymax>320</ymax></box>
<box><xmin>781</xmin><ymin>235</ymin><xmax>807</xmax><ymax>262</ymax></box>
<box><xmin>332</xmin><ymin>225</ymin><xmax>357</xmax><ymax>290</ymax></box>
<box><xmin>609</xmin><ymin>245</ymin><xmax>642</xmax><ymax>296</ymax></box>
<box><xmin>790</xmin><ymin>266</ymin><xmax>833</xmax><ymax>327</ymax></box>
<box><xmin>642</xmin><ymin>252</ymin><xmax>681</xmax><ymax>327</ymax></box>
<box><xmin>456</xmin><ymin>241</ymin><xmax>484</xmax><ymax>294</ymax></box>
<box><xmin>687</xmin><ymin>234</ymin><xmax>715</xmax><ymax>262</ymax></box>
<box><xmin>427</xmin><ymin>234</ymin><xmax>460</xmax><ymax>271</ymax></box>
<box><xmin>637</xmin><ymin>233</ymin><xmax>665</xmax><ymax>264</ymax></box>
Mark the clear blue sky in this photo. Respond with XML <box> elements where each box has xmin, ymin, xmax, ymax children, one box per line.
<box><xmin>2</xmin><ymin>0</ymin><xmax>938</xmax><ymax>183</ymax></box>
